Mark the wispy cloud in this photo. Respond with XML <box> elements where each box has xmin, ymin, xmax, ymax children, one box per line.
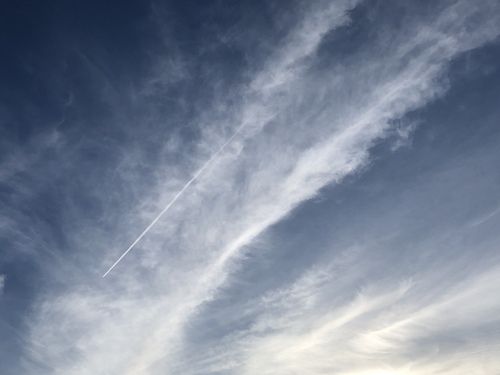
<box><xmin>2</xmin><ymin>1</ymin><xmax>499</xmax><ymax>374</ymax></box>
<box><xmin>172</xmin><ymin>231</ymin><xmax>500</xmax><ymax>375</ymax></box>
<box><xmin>0</xmin><ymin>274</ymin><xmax>4</xmax><ymax>295</ymax></box>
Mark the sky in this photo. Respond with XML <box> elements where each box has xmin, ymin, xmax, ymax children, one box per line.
<box><xmin>1</xmin><ymin>0</ymin><xmax>500</xmax><ymax>374</ymax></box>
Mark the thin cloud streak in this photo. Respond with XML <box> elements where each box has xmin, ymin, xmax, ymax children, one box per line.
<box><xmin>102</xmin><ymin>120</ymin><xmax>248</xmax><ymax>277</ymax></box>
<box><xmin>0</xmin><ymin>274</ymin><xmax>4</xmax><ymax>295</ymax></box>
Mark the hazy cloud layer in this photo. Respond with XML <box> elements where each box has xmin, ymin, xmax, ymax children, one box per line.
<box><xmin>1</xmin><ymin>1</ymin><xmax>499</xmax><ymax>375</ymax></box>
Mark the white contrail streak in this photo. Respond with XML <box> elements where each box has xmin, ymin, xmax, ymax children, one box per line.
<box><xmin>103</xmin><ymin>123</ymin><xmax>247</xmax><ymax>277</ymax></box>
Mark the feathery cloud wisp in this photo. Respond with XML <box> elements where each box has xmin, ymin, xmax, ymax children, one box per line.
<box><xmin>1</xmin><ymin>1</ymin><xmax>499</xmax><ymax>374</ymax></box>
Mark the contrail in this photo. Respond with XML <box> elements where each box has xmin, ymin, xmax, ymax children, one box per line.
<box><xmin>103</xmin><ymin>123</ymin><xmax>247</xmax><ymax>277</ymax></box>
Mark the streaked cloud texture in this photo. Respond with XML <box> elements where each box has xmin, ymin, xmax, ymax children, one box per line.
<box><xmin>1</xmin><ymin>1</ymin><xmax>499</xmax><ymax>374</ymax></box>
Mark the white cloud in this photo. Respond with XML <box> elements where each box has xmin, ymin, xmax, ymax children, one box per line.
<box><xmin>16</xmin><ymin>1</ymin><xmax>500</xmax><ymax>374</ymax></box>
<box><xmin>0</xmin><ymin>274</ymin><xmax>5</xmax><ymax>295</ymax></box>
<box><xmin>175</xmin><ymin>249</ymin><xmax>500</xmax><ymax>375</ymax></box>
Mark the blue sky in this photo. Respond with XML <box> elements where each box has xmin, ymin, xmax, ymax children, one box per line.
<box><xmin>1</xmin><ymin>1</ymin><xmax>500</xmax><ymax>374</ymax></box>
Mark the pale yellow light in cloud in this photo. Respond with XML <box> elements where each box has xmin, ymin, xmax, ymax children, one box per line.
<box><xmin>356</xmin><ymin>371</ymin><xmax>405</xmax><ymax>375</ymax></box>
